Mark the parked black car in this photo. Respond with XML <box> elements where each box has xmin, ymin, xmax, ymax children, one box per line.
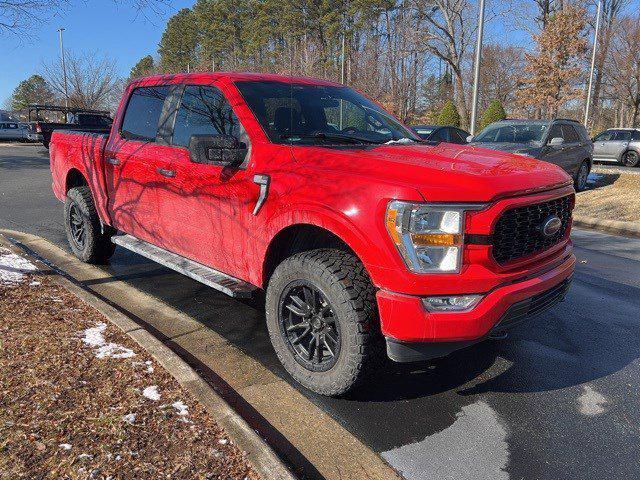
<box><xmin>470</xmin><ymin>119</ymin><xmax>593</xmax><ymax>191</ymax></box>
<box><xmin>411</xmin><ymin>125</ymin><xmax>470</xmax><ymax>144</ymax></box>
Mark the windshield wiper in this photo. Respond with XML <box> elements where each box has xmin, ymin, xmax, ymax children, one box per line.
<box><xmin>280</xmin><ymin>132</ymin><xmax>383</xmax><ymax>145</ymax></box>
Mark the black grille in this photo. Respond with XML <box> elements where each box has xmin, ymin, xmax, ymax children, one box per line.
<box><xmin>492</xmin><ymin>195</ymin><xmax>573</xmax><ymax>264</ymax></box>
<box><xmin>492</xmin><ymin>276</ymin><xmax>572</xmax><ymax>332</ymax></box>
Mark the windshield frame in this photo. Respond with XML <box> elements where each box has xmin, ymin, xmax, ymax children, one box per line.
<box><xmin>234</xmin><ymin>80</ymin><xmax>420</xmax><ymax>146</ymax></box>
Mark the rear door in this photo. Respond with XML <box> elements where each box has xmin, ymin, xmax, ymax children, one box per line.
<box><xmin>104</xmin><ymin>85</ymin><xmax>176</xmax><ymax>245</ymax></box>
<box><xmin>592</xmin><ymin>130</ymin><xmax>615</xmax><ymax>160</ymax></box>
<box><xmin>560</xmin><ymin>123</ymin><xmax>583</xmax><ymax>176</ymax></box>
<box><xmin>611</xmin><ymin>130</ymin><xmax>632</xmax><ymax>161</ymax></box>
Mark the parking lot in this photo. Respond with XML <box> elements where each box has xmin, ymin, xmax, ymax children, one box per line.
<box><xmin>1</xmin><ymin>143</ymin><xmax>639</xmax><ymax>479</ymax></box>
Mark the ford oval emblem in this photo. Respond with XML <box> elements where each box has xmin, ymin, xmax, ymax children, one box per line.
<box><xmin>542</xmin><ymin>216</ymin><xmax>562</xmax><ymax>237</ymax></box>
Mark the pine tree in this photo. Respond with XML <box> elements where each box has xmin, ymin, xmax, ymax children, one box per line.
<box><xmin>158</xmin><ymin>8</ymin><xmax>199</xmax><ymax>73</ymax></box>
<box><xmin>479</xmin><ymin>100</ymin><xmax>507</xmax><ymax>131</ymax></box>
<box><xmin>11</xmin><ymin>75</ymin><xmax>55</xmax><ymax>110</ymax></box>
<box><xmin>129</xmin><ymin>55</ymin><xmax>156</xmax><ymax>80</ymax></box>
<box><xmin>437</xmin><ymin>100</ymin><xmax>461</xmax><ymax>127</ymax></box>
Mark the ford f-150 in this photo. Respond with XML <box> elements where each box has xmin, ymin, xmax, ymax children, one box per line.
<box><xmin>49</xmin><ymin>73</ymin><xmax>575</xmax><ymax>396</ymax></box>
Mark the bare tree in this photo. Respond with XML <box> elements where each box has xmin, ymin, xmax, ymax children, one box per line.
<box><xmin>608</xmin><ymin>16</ymin><xmax>640</xmax><ymax>126</ymax></box>
<box><xmin>0</xmin><ymin>0</ymin><xmax>169</xmax><ymax>37</ymax></box>
<box><xmin>41</xmin><ymin>51</ymin><xmax>123</xmax><ymax>111</ymax></box>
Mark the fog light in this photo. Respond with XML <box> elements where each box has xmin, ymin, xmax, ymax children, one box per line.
<box><xmin>422</xmin><ymin>294</ymin><xmax>483</xmax><ymax>312</ymax></box>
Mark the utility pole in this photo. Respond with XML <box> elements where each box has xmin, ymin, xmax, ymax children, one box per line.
<box><xmin>469</xmin><ymin>0</ymin><xmax>486</xmax><ymax>135</ymax></box>
<box><xmin>584</xmin><ymin>0</ymin><xmax>602</xmax><ymax>128</ymax></box>
<box><xmin>57</xmin><ymin>28</ymin><xmax>69</xmax><ymax>111</ymax></box>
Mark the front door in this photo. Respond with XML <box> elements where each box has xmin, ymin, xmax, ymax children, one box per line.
<box><xmin>541</xmin><ymin>124</ymin><xmax>572</xmax><ymax>173</ymax></box>
<box><xmin>153</xmin><ymin>83</ymin><xmax>255</xmax><ymax>276</ymax></box>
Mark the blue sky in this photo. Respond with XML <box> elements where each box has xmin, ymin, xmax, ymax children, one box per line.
<box><xmin>0</xmin><ymin>0</ymin><xmax>192</xmax><ymax>105</ymax></box>
<box><xmin>1</xmin><ymin>0</ymin><xmax>637</xmax><ymax>106</ymax></box>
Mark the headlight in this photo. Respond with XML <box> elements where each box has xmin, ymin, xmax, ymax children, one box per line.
<box><xmin>385</xmin><ymin>201</ymin><xmax>469</xmax><ymax>273</ymax></box>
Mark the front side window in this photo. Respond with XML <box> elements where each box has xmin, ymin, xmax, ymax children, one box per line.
<box><xmin>593</xmin><ymin>130</ymin><xmax>614</xmax><ymax>141</ymax></box>
<box><xmin>120</xmin><ymin>86</ymin><xmax>171</xmax><ymax>142</ymax></box>
<box><xmin>235</xmin><ymin>80</ymin><xmax>419</xmax><ymax>145</ymax></box>
<box><xmin>633</xmin><ymin>130</ymin><xmax>640</xmax><ymax>141</ymax></box>
<box><xmin>171</xmin><ymin>85</ymin><xmax>243</xmax><ymax>148</ymax></box>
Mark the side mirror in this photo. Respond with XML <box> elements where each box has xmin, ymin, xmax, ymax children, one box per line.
<box><xmin>466</xmin><ymin>135</ymin><xmax>474</xmax><ymax>143</ymax></box>
<box><xmin>548</xmin><ymin>137</ymin><xmax>564</xmax><ymax>147</ymax></box>
<box><xmin>189</xmin><ymin>134</ymin><xmax>247</xmax><ymax>167</ymax></box>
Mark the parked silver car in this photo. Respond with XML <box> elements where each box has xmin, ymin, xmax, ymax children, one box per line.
<box><xmin>0</xmin><ymin>121</ymin><xmax>25</xmax><ymax>141</ymax></box>
<box><xmin>592</xmin><ymin>128</ymin><xmax>640</xmax><ymax>167</ymax></box>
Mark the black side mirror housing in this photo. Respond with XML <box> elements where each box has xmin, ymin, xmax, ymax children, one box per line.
<box><xmin>189</xmin><ymin>134</ymin><xmax>247</xmax><ymax>167</ymax></box>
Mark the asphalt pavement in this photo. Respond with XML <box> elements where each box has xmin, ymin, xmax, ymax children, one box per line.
<box><xmin>1</xmin><ymin>144</ymin><xmax>639</xmax><ymax>480</ymax></box>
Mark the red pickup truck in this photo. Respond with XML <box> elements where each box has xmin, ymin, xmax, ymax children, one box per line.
<box><xmin>50</xmin><ymin>73</ymin><xmax>575</xmax><ymax>396</ymax></box>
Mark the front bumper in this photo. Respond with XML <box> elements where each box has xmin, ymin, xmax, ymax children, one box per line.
<box><xmin>377</xmin><ymin>252</ymin><xmax>575</xmax><ymax>362</ymax></box>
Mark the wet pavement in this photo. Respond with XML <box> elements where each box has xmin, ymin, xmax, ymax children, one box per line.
<box><xmin>2</xmin><ymin>144</ymin><xmax>639</xmax><ymax>479</ymax></box>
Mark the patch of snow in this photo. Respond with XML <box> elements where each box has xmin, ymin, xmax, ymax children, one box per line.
<box><xmin>29</xmin><ymin>280</ymin><xmax>41</xmax><ymax>286</ymax></box>
<box><xmin>59</xmin><ymin>443</ymin><xmax>72</xmax><ymax>450</ymax></box>
<box><xmin>218</xmin><ymin>438</ymin><xmax>228</xmax><ymax>445</ymax></box>
<box><xmin>122</xmin><ymin>413</ymin><xmax>136</xmax><ymax>425</ymax></box>
<box><xmin>77</xmin><ymin>453</ymin><xmax>94</xmax><ymax>460</ymax></box>
<box><xmin>145</xmin><ymin>360</ymin><xmax>154</xmax><ymax>373</ymax></box>
<box><xmin>0</xmin><ymin>250</ymin><xmax>37</xmax><ymax>285</ymax></box>
<box><xmin>578</xmin><ymin>385</ymin><xmax>607</xmax><ymax>416</ymax></box>
<box><xmin>80</xmin><ymin>323</ymin><xmax>135</xmax><ymax>359</ymax></box>
<box><xmin>142</xmin><ymin>385</ymin><xmax>160</xmax><ymax>401</ymax></box>
<box><xmin>172</xmin><ymin>400</ymin><xmax>189</xmax><ymax>416</ymax></box>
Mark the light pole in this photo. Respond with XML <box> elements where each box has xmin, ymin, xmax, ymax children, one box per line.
<box><xmin>57</xmin><ymin>28</ymin><xmax>69</xmax><ymax>111</ymax></box>
<box><xmin>584</xmin><ymin>0</ymin><xmax>603</xmax><ymax>128</ymax></box>
<box><xmin>469</xmin><ymin>0</ymin><xmax>486</xmax><ymax>135</ymax></box>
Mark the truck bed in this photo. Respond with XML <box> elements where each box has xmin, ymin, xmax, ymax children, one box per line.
<box><xmin>49</xmin><ymin>130</ymin><xmax>111</xmax><ymax>224</ymax></box>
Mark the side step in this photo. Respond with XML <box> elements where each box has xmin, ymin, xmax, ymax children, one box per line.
<box><xmin>112</xmin><ymin>234</ymin><xmax>258</xmax><ymax>298</ymax></box>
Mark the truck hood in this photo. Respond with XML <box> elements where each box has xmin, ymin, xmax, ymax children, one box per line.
<box><xmin>293</xmin><ymin>142</ymin><xmax>572</xmax><ymax>203</ymax></box>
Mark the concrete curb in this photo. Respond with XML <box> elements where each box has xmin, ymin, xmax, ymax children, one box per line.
<box><xmin>0</xmin><ymin>234</ymin><xmax>297</xmax><ymax>480</ymax></box>
<box><xmin>573</xmin><ymin>215</ymin><xmax>640</xmax><ymax>239</ymax></box>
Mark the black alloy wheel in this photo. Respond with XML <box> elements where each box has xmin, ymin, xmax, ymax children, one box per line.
<box><xmin>576</xmin><ymin>162</ymin><xmax>589</xmax><ymax>191</ymax></box>
<box><xmin>278</xmin><ymin>281</ymin><xmax>341</xmax><ymax>371</ymax></box>
<box><xmin>68</xmin><ymin>203</ymin><xmax>87</xmax><ymax>249</ymax></box>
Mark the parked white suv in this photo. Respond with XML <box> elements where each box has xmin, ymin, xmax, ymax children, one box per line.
<box><xmin>592</xmin><ymin>128</ymin><xmax>640</xmax><ymax>167</ymax></box>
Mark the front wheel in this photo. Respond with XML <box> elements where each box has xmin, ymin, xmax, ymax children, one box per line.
<box><xmin>574</xmin><ymin>161</ymin><xmax>590</xmax><ymax>191</ymax></box>
<box><xmin>64</xmin><ymin>186</ymin><xmax>115</xmax><ymax>264</ymax></box>
<box><xmin>621</xmin><ymin>150</ymin><xmax>639</xmax><ymax>167</ymax></box>
<box><xmin>265</xmin><ymin>249</ymin><xmax>384</xmax><ymax>396</ymax></box>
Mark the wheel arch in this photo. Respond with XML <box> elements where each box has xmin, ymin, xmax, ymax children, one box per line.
<box><xmin>65</xmin><ymin>168</ymin><xmax>88</xmax><ymax>192</ymax></box>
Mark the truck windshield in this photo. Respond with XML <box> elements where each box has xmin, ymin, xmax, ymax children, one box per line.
<box><xmin>475</xmin><ymin>123</ymin><xmax>548</xmax><ymax>144</ymax></box>
<box><xmin>235</xmin><ymin>80</ymin><xmax>419</xmax><ymax>145</ymax></box>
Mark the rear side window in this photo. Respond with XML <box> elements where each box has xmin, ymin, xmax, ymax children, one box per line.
<box><xmin>561</xmin><ymin>125</ymin><xmax>580</xmax><ymax>143</ymax></box>
<box><xmin>633</xmin><ymin>130</ymin><xmax>640</xmax><ymax>141</ymax></box>
<box><xmin>614</xmin><ymin>130</ymin><xmax>632</xmax><ymax>141</ymax></box>
<box><xmin>171</xmin><ymin>85</ymin><xmax>243</xmax><ymax>147</ymax></box>
<box><xmin>120</xmin><ymin>86</ymin><xmax>171</xmax><ymax>142</ymax></box>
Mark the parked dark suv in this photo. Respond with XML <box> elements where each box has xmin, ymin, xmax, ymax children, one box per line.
<box><xmin>470</xmin><ymin>119</ymin><xmax>593</xmax><ymax>191</ymax></box>
<box><xmin>411</xmin><ymin>125</ymin><xmax>470</xmax><ymax>144</ymax></box>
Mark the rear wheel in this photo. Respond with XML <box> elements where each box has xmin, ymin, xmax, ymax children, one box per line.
<box><xmin>621</xmin><ymin>150</ymin><xmax>639</xmax><ymax>167</ymax></box>
<box><xmin>265</xmin><ymin>249</ymin><xmax>384</xmax><ymax>396</ymax></box>
<box><xmin>64</xmin><ymin>186</ymin><xmax>115</xmax><ymax>264</ymax></box>
<box><xmin>574</xmin><ymin>161</ymin><xmax>590</xmax><ymax>191</ymax></box>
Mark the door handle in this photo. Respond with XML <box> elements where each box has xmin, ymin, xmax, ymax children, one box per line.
<box><xmin>106</xmin><ymin>157</ymin><xmax>120</xmax><ymax>166</ymax></box>
<box><xmin>156</xmin><ymin>167</ymin><xmax>176</xmax><ymax>178</ymax></box>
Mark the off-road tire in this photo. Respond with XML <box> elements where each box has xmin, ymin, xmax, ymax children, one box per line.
<box><xmin>265</xmin><ymin>249</ymin><xmax>384</xmax><ymax>396</ymax></box>
<box><xmin>64</xmin><ymin>186</ymin><xmax>115</xmax><ymax>264</ymax></box>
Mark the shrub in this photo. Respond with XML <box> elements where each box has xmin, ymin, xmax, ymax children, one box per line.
<box><xmin>479</xmin><ymin>100</ymin><xmax>507</xmax><ymax>131</ymax></box>
<box><xmin>437</xmin><ymin>100</ymin><xmax>461</xmax><ymax>127</ymax></box>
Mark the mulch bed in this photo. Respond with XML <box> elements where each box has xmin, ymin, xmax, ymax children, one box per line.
<box><xmin>0</xmin><ymin>267</ymin><xmax>259</xmax><ymax>480</ymax></box>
